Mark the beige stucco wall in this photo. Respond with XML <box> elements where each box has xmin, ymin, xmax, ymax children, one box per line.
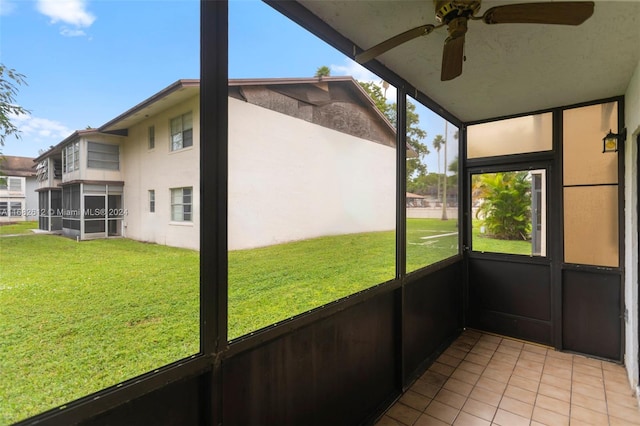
<box><xmin>228</xmin><ymin>97</ymin><xmax>396</xmax><ymax>250</ymax></box>
<box><xmin>121</xmin><ymin>96</ymin><xmax>200</xmax><ymax>250</ymax></box>
<box><xmin>62</xmin><ymin>135</ymin><xmax>124</xmax><ymax>183</ymax></box>
<box><xmin>117</xmin><ymin>94</ymin><xmax>395</xmax><ymax>252</ymax></box>
<box><xmin>624</xmin><ymin>58</ymin><xmax>640</xmax><ymax>393</ymax></box>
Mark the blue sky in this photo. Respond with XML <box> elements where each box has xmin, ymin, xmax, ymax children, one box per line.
<box><xmin>1</xmin><ymin>0</ymin><xmax>455</xmax><ymax>173</ymax></box>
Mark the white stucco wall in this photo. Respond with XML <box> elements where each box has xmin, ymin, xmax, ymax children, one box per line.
<box><xmin>118</xmin><ymin>95</ymin><xmax>395</xmax><ymax>252</ymax></box>
<box><xmin>624</xmin><ymin>58</ymin><xmax>640</xmax><ymax>394</ymax></box>
<box><xmin>121</xmin><ymin>97</ymin><xmax>200</xmax><ymax>250</ymax></box>
<box><xmin>228</xmin><ymin>97</ymin><xmax>396</xmax><ymax>250</ymax></box>
<box><xmin>24</xmin><ymin>177</ymin><xmax>38</xmax><ymax>221</ymax></box>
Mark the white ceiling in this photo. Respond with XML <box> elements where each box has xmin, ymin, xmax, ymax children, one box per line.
<box><xmin>298</xmin><ymin>0</ymin><xmax>640</xmax><ymax>122</ymax></box>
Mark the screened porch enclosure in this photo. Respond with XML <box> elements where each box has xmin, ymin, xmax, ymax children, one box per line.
<box><xmin>10</xmin><ymin>1</ymin><xmax>639</xmax><ymax>425</ymax></box>
<box><xmin>59</xmin><ymin>183</ymin><xmax>124</xmax><ymax>240</ymax></box>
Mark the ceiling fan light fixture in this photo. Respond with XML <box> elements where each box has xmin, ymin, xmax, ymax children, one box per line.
<box><xmin>447</xmin><ymin>16</ymin><xmax>468</xmax><ymax>38</ymax></box>
<box><xmin>356</xmin><ymin>1</ymin><xmax>595</xmax><ymax>80</ymax></box>
<box><xmin>435</xmin><ymin>0</ymin><xmax>481</xmax><ymax>23</ymax></box>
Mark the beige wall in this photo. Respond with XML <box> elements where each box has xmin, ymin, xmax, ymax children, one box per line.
<box><xmin>115</xmin><ymin>94</ymin><xmax>395</xmax><ymax>252</ymax></box>
<box><xmin>228</xmin><ymin>97</ymin><xmax>396</xmax><ymax>250</ymax></box>
<box><xmin>62</xmin><ymin>135</ymin><xmax>124</xmax><ymax>183</ymax></box>
<box><xmin>83</xmin><ymin>135</ymin><xmax>125</xmax><ymax>182</ymax></box>
<box><xmin>624</xmin><ymin>59</ymin><xmax>640</xmax><ymax>392</ymax></box>
<box><xmin>121</xmin><ymin>96</ymin><xmax>200</xmax><ymax>250</ymax></box>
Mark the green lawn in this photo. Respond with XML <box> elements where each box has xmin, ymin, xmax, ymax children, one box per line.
<box><xmin>1</xmin><ymin>236</ymin><xmax>199</xmax><ymax>425</ymax></box>
<box><xmin>406</xmin><ymin>218</ymin><xmax>458</xmax><ymax>272</ymax></box>
<box><xmin>0</xmin><ymin>219</ymin><xmax>460</xmax><ymax>424</ymax></box>
<box><xmin>0</xmin><ymin>221</ymin><xmax>38</xmax><ymax>235</ymax></box>
<box><xmin>471</xmin><ymin>220</ymin><xmax>532</xmax><ymax>255</ymax></box>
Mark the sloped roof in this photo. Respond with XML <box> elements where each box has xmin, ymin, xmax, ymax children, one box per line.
<box><xmin>33</xmin><ymin>129</ymin><xmax>100</xmax><ymax>163</ymax></box>
<box><xmin>39</xmin><ymin>76</ymin><xmax>417</xmax><ymax>159</ymax></box>
<box><xmin>100</xmin><ymin>77</ymin><xmax>396</xmax><ymax>136</ymax></box>
<box><xmin>0</xmin><ymin>155</ymin><xmax>36</xmax><ymax>177</ymax></box>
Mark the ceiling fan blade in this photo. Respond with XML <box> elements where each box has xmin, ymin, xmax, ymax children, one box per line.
<box><xmin>482</xmin><ymin>2</ymin><xmax>594</xmax><ymax>25</ymax></box>
<box><xmin>356</xmin><ymin>24</ymin><xmax>435</xmax><ymax>64</ymax></box>
<box><xmin>441</xmin><ymin>34</ymin><xmax>465</xmax><ymax>81</ymax></box>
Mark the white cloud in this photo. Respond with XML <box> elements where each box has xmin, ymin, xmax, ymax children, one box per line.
<box><xmin>2</xmin><ymin>113</ymin><xmax>73</xmax><ymax>157</ymax></box>
<box><xmin>37</xmin><ymin>0</ymin><xmax>95</xmax><ymax>29</ymax></box>
<box><xmin>0</xmin><ymin>0</ymin><xmax>17</xmax><ymax>16</ymax></box>
<box><xmin>10</xmin><ymin>112</ymin><xmax>73</xmax><ymax>141</ymax></box>
<box><xmin>60</xmin><ymin>27</ymin><xmax>86</xmax><ymax>37</ymax></box>
<box><xmin>330</xmin><ymin>59</ymin><xmax>397</xmax><ymax>102</ymax></box>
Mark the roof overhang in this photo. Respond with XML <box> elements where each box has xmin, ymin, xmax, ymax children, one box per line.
<box><xmin>100</xmin><ymin>80</ymin><xmax>200</xmax><ymax>133</ymax></box>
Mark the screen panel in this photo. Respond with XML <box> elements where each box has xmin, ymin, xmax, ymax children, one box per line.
<box><xmin>0</xmin><ymin>1</ymin><xmax>201</xmax><ymax>423</ymax></box>
<box><xmin>228</xmin><ymin>1</ymin><xmax>396</xmax><ymax>340</ymax></box>
<box><xmin>405</xmin><ymin>94</ymin><xmax>459</xmax><ymax>273</ymax></box>
<box><xmin>472</xmin><ymin>169</ymin><xmax>546</xmax><ymax>257</ymax></box>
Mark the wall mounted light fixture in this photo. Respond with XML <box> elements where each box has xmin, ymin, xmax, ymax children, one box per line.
<box><xmin>602</xmin><ymin>128</ymin><xmax>626</xmax><ymax>153</ymax></box>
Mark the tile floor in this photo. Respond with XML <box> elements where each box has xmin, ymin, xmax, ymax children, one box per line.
<box><xmin>376</xmin><ymin>329</ymin><xmax>640</xmax><ymax>426</ymax></box>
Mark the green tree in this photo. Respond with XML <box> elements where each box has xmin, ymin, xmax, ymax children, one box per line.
<box><xmin>358</xmin><ymin>81</ymin><xmax>392</xmax><ymax>118</ymax></box>
<box><xmin>446</xmin><ymin>155</ymin><xmax>459</xmax><ymax>192</ymax></box>
<box><xmin>358</xmin><ymin>81</ymin><xmax>428</xmax><ymax>179</ymax></box>
<box><xmin>475</xmin><ymin>171</ymin><xmax>532</xmax><ymax>240</ymax></box>
<box><xmin>448</xmin><ymin>155</ymin><xmax>458</xmax><ymax>174</ymax></box>
<box><xmin>314</xmin><ymin>65</ymin><xmax>331</xmax><ymax>78</ymax></box>
<box><xmin>0</xmin><ymin>65</ymin><xmax>29</xmax><ymax>152</ymax></box>
<box><xmin>407</xmin><ymin>172</ymin><xmax>440</xmax><ymax>196</ymax></box>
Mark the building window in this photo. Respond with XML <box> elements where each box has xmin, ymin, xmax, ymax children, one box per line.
<box><xmin>0</xmin><ymin>201</ymin><xmax>22</xmax><ymax>217</ymax></box>
<box><xmin>148</xmin><ymin>126</ymin><xmax>155</xmax><ymax>149</ymax></box>
<box><xmin>149</xmin><ymin>190</ymin><xmax>155</xmax><ymax>213</ymax></box>
<box><xmin>10</xmin><ymin>202</ymin><xmax>22</xmax><ymax>216</ymax></box>
<box><xmin>36</xmin><ymin>160</ymin><xmax>49</xmax><ymax>182</ymax></box>
<box><xmin>8</xmin><ymin>178</ymin><xmax>21</xmax><ymax>192</ymax></box>
<box><xmin>0</xmin><ymin>177</ymin><xmax>22</xmax><ymax>192</ymax></box>
<box><xmin>53</xmin><ymin>159</ymin><xmax>62</xmax><ymax>179</ymax></box>
<box><xmin>63</xmin><ymin>141</ymin><xmax>80</xmax><ymax>173</ymax></box>
<box><xmin>170</xmin><ymin>112</ymin><xmax>193</xmax><ymax>151</ymax></box>
<box><xmin>87</xmin><ymin>142</ymin><xmax>119</xmax><ymax>170</ymax></box>
<box><xmin>170</xmin><ymin>187</ymin><xmax>192</xmax><ymax>221</ymax></box>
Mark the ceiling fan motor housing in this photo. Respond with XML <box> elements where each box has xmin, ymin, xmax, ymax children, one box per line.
<box><xmin>435</xmin><ymin>0</ymin><xmax>481</xmax><ymax>23</ymax></box>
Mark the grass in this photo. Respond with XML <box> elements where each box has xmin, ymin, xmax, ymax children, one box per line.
<box><xmin>0</xmin><ymin>221</ymin><xmax>38</xmax><ymax>235</ymax></box>
<box><xmin>471</xmin><ymin>220</ymin><xmax>532</xmax><ymax>256</ymax></box>
<box><xmin>406</xmin><ymin>218</ymin><xmax>458</xmax><ymax>273</ymax></box>
<box><xmin>0</xmin><ymin>218</ymin><xmax>460</xmax><ymax>424</ymax></box>
<box><xmin>0</xmin><ymin>236</ymin><xmax>199</xmax><ymax>424</ymax></box>
<box><xmin>229</xmin><ymin>218</ymin><xmax>459</xmax><ymax>338</ymax></box>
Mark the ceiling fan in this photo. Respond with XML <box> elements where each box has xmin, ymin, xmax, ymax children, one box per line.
<box><xmin>355</xmin><ymin>1</ymin><xmax>595</xmax><ymax>81</ymax></box>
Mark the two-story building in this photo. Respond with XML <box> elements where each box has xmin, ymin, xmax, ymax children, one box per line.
<box><xmin>35</xmin><ymin>77</ymin><xmax>402</xmax><ymax>250</ymax></box>
<box><xmin>0</xmin><ymin>155</ymin><xmax>37</xmax><ymax>223</ymax></box>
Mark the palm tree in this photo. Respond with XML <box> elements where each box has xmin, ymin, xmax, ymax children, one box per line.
<box><xmin>475</xmin><ymin>171</ymin><xmax>532</xmax><ymax>240</ymax></box>
<box><xmin>314</xmin><ymin>66</ymin><xmax>331</xmax><ymax>78</ymax></box>
<box><xmin>442</xmin><ymin>121</ymin><xmax>448</xmax><ymax>220</ymax></box>
<box><xmin>432</xmin><ymin>134</ymin><xmax>444</xmax><ymax>200</ymax></box>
